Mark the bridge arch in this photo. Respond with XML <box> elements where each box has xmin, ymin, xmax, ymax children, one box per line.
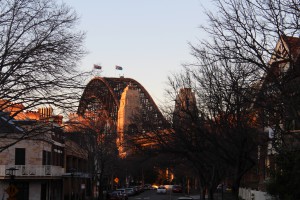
<box><xmin>77</xmin><ymin>76</ymin><xmax>167</xmax><ymax>129</ymax></box>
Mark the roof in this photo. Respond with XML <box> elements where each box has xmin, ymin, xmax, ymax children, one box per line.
<box><xmin>282</xmin><ymin>35</ymin><xmax>300</xmax><ymax>59</ymax></box>
<box><xmin>268</xmin><ymin>35</ymin><xmax>300</xmax><ymax>75</ymax></box>
<box><xmin>0</xmin><ymin>112</ymin><xmax>24</xmax><ymax>133</ymax></box>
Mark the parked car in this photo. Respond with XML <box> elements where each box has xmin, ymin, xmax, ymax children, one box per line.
<box><xmin>157</xmin><ymin>185</ymin><xmax>167</xmax><ymax>194</ymax></box>
<box><xmin>125</xmin><ymin>188</ymin><xmax>135</xmax><ymax>196</ymax></box>
<box><xmin>143</xmin><ymin>184</ymin><xmax>152</xmax><ymax>190</ymax></box>
<box><xmin>137</xmin><ymin>185</ymin><xmax>144</xmax><ymax>193</ymax></box>
<box><xmin>216</xmin><ymin>184</ymin><xmax>231</xmax><ymax>192</ymax></box>
<box><xmin>107</xmin><ymin>191</ymin><xmax>123</xmax><ymax>200</ymax></box>
<box><xmin>116</xmin><ymin>189</ymin><xmax>128</xmax><ymax>200</ymax></box>
<box><xmin>116</xmin><ymin>188</ymin><xmax>126</xmax><ymax>194</ymax></box>
<box><xmin>172</xmin><ymin>185</ymin><xmax>183</xmax><ymax>193</ymax></box>
<box><xmin>216</xmin><ymin>183</ymin><xmax>226</xmax><ymax>192</ymax></box>
<box><xmin>177</xmin><ymin>197</ymin><xmax>194</xmax><ymax>200</ymax></box>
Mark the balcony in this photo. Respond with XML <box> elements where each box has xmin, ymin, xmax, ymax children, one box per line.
<box><xmin>0</xmin><ymin>165</ymin><xmax>64</xmax><ymax>178</ymax></box>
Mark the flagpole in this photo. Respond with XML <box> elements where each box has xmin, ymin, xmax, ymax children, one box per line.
<box><xmin>115</xmin><ymin>65</ymin><xmax>124</xmax><ymax>78</ymax></box>
<box><xmin>93</xmin><ymin>64</ymin><xmax>102</xmax><ymax>77</ymax></box>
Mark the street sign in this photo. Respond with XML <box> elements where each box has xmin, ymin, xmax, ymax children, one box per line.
<box><xmin>5</xmin><ymin>184</ymin><xmax>18</xmax><ymax>197</ymax></box>
<box><xmin>114</xmin><ymin>177</ymin><xmax>119</xmax><ymax>183</ymax></box>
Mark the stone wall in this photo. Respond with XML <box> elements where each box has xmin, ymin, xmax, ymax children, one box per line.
<box><xmin>0</xmin><ymin>138</ymin><xmax>51</xmax><ymax>165</ymax></box>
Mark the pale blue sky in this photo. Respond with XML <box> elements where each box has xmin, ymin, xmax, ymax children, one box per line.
<box><xmin>62</xmin><ymin>0</ymin><xmax>214</xmax><ymax>106</ymax></box>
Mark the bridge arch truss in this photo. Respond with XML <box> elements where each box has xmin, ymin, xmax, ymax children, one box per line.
<box><xmin>77</xmin><ymin>77</ymin><xmax>167</xmax><ymax>131</ymax></box>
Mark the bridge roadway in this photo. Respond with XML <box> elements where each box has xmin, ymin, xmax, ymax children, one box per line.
<box><xmin>128</xmin><ymin>189</ymin><xmax>200</xmax><ymax>200</ymax></box>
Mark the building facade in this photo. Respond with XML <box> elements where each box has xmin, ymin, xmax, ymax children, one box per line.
<box><xmin>240</xmin><ymin>35</ymin><xmax>300</xmax><ymax>195</ymax></box>
<box><xmin>0</xmin><ymin>104</ymin><xmax>91</xmax><ymax>200</ymax></box>
<box><xmin>0</xmin><ymin>112</ymin><xmax>65</xmax><ymax>200</ymax></box>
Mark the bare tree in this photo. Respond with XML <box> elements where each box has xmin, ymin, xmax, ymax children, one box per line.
<box><xmin>0</xmin><ymin>0</ymin><xmax>88</xmax><ymax>150</ymax></box>
<box><xmin>0</xmin><ymin>0</ymin><xmax>86</xmax><ymax>114</ymax></box>
<box><xmin>161</xmin><ymin>66</ymin><xmax>259</xmax><ymax>200</ymax></box>
<box><xmin>196</xmin><ymin>0</ymin><xmax>300</xmax><ymax>129</ymax></box>
<box><xmin>66</xmin><ymin>111</ymin><xmax>119</xmax><ymax>200</ymax></box>
<box><xmin>199</xmin><ymin>0</ymin><xmax>299</xmax><ymax>69</ymax></box>
<box><xmin>182</xmin><ymin>0</ymin><xmax>300</xmax><ymax>199</ymax></box>
<box><xmin>126</xmin><ymin>78</ymin><xmax>218</xmax><ymax>199</ymax></box>
<box><xmin>158</xmin><ymin>1</ymin><xmax>300</xmax><ymax>199</ymax></box>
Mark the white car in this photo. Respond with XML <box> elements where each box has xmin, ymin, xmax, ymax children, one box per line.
<box><xmin>177</xmin><ymin>197</ymin><xmax>194</xmax><ymax>200</ymax></box>
<box><xmin>157</xmin><ymin>186</ymin><xmax>167</xmax><ymax>194</ymax></box>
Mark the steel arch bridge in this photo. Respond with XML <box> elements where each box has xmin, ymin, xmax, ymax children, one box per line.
<box><xmin>77</xmin><ymin>76</ymin><xmax>167</xmax><ymax>131</ymax></box>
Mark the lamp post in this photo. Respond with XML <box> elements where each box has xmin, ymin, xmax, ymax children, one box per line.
<box><xmin>69</xmin><ymin>168</ymin><xmax>76</xmax><ymax>200</ymax></box>
<box><xmin>94</xmin><ymin>172</ymin><xmax>101</xmax><ymax>200</ymax></box>
<box><xmin>6</xmin><ymin>167</ymin><xmax>18</xmax><ymax>183</ymax></box>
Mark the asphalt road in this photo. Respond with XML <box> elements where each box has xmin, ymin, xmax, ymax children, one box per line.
<box><xmin>129</xmin><ymin>189</ymin><xmax>197</xmax><ymax>200</ymax></box>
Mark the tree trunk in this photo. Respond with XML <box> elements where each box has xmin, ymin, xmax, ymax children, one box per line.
<box><xmin>98</xmin><ymin>180</ymin><xmax>104</xmax><ymax>200</ymax></box>
<box><xmin>232</xmin><ymin>177</ymin><xmax>241</xmax><ymax>200</ymax></box>
<box><xmin>201</xmin><ymin>188</ymin><xmax>206</xmax><ymax>200</ymax></box>
<box><xmin>209</xmin><ymin>188</ymin><xmax>214</xmax><ymax>200</ymax></box>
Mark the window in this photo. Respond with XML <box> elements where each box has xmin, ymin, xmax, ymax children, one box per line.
<box><xmin>43</xmin><ymin>150</ymin><xmax>51</xmax><ymax>165</ymax></box>
<box><xmin>15</xmin><ymin>148</ymin><xmax>25</xmax><ymax>165</ymax></box>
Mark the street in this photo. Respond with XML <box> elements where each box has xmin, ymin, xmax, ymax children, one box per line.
<box><xmin>129</xmin><ymin>189</ymin><xmax>200</xmax><ymax>200</ymax></box>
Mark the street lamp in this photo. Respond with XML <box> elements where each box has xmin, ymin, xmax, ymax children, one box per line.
<box><xmin>6</xmin><ymin>167</ymin><xmax>18</xmax><ymax>183</ymax></box>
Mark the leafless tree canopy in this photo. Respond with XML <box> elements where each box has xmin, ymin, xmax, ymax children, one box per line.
<box><xmin>162</xmin><ymin>0</ymin><xmax>300</xmax><ymax>199</ymax></box>
<box><xmin>66</xmin><ymin>113</ymin><xmax>119</xmax><ymax>200</ymax></box>
<box><xmin>199</xmin><ymin>0</ymin><xmax>299</xmax><ymax>69</ymax></box>
<box><xmin>0</xmin><ymin>0</ymin><xmax>87</xmax><ymax>115</ymax></box>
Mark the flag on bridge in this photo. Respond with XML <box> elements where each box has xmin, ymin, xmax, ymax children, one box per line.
<box><xmin>94</xmin><ymin>64</ymin><xmax>102</xmax><ymax>70</ymax></box>
<box><xmin>115</xmin><ymin>65</ymin><xmax>123</xmax><ymax>70</ymax></box>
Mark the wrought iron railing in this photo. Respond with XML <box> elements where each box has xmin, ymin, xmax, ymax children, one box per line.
<box><xmin>0</xmin><ymin>165</ymin><xmax>64</xmax><ymax>177</ymax></box>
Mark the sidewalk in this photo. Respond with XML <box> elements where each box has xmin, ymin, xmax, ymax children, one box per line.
<box><xmin>187</xmin><ymin>189</ymin><xmax>235</xmax><ymax>200</ymax></box>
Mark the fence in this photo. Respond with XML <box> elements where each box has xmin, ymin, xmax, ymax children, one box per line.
<box><xmin>239</xmin><ymin>188</ymin><xmax>276</xmax><ymax>200</ymax></box>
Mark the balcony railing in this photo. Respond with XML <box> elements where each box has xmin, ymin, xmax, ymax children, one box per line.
<box><xmin>0</xmin><ymin>165</ymin><xmax>64</xmax><ymax>177</ymax></box>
